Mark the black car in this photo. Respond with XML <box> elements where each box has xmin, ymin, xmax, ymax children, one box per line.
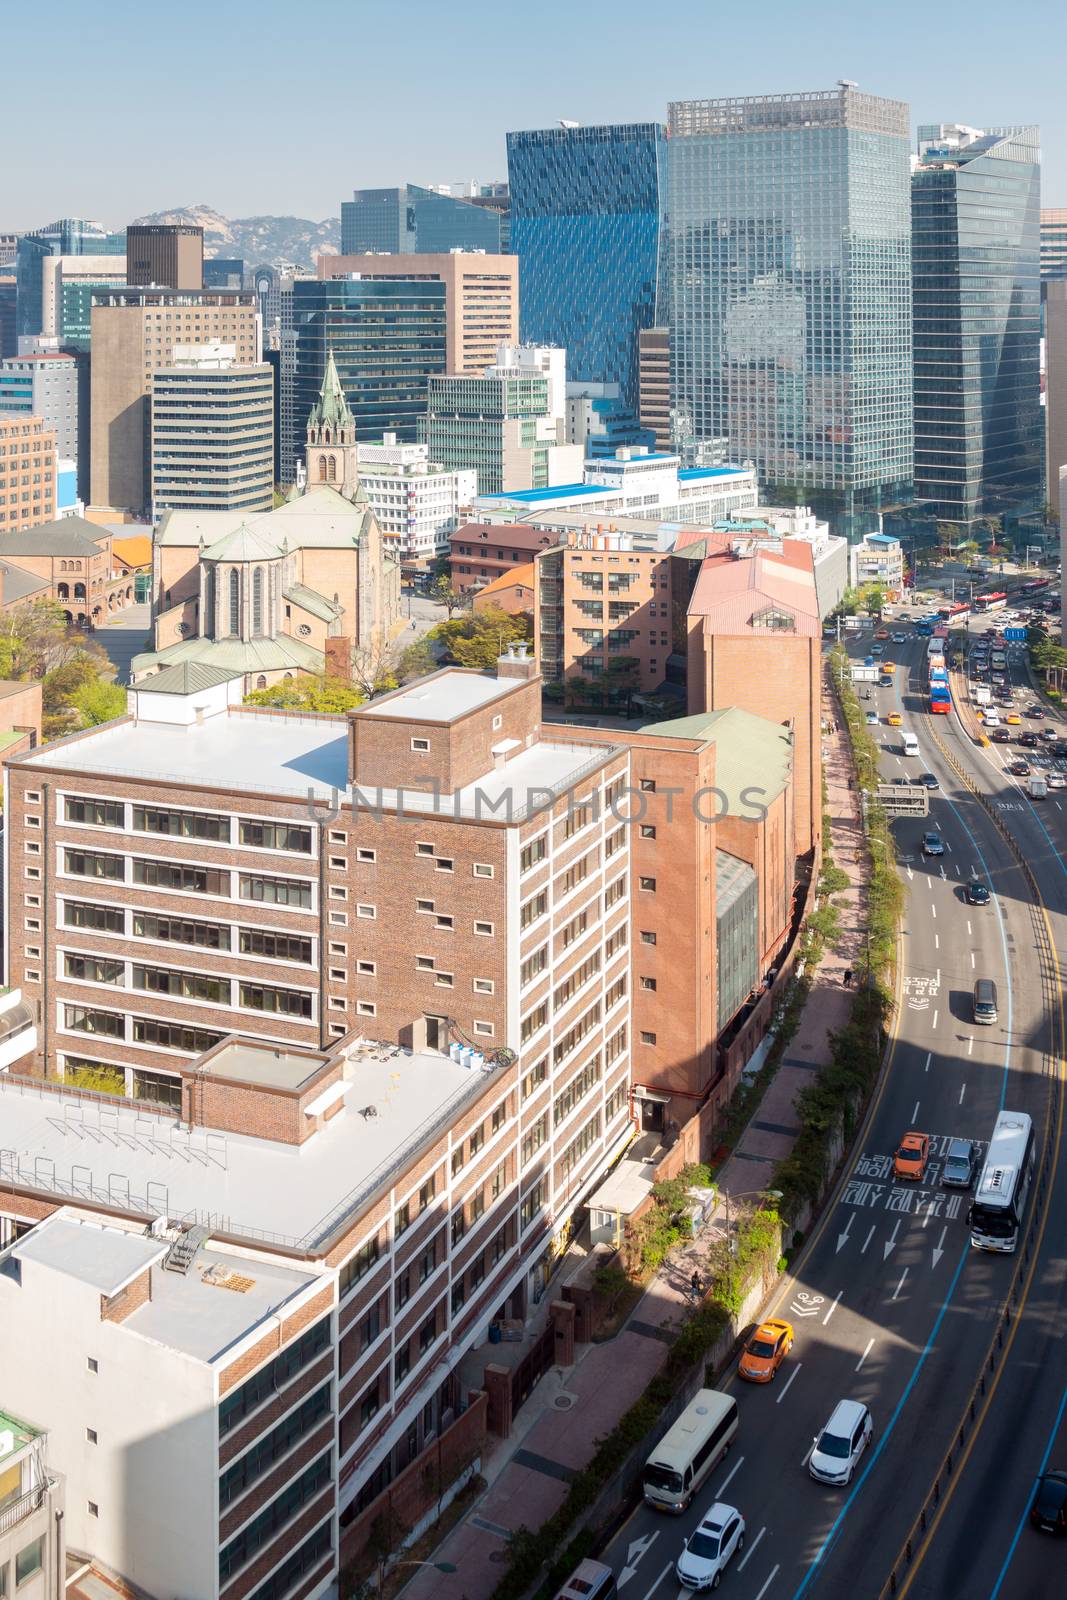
<box><xmin>966</xmin><ymin>880</ymin><xmax>990</xmax><ymax>905</ymax></box>
<box><xmin>1019</xmin><ymin>731</ymin><xmax>1038</xmax><ymax>748</ymax></box>
<box><xmin>1026</xmin><ymin>706</ymin><xmax>1045</xmax><ymax>718</ymax></box>
<box><xmin>991</xmin><ymin>728</ymin><xmax>1012</xmax><ymax>743</ymax></box>
<box><xmin>919</xmin><ymin>771</ymin><xmax>939</xmax><ymax>788</ymax></box>
<box><xmin>1031</xmin><ymin>1471</ymin><xmax>1067</xmax><ymax>1534</ymax></box>
<box><xmin>1007</xmin><ymin>761</ymin><xmax>1031</xmax><ymax>777</ymax></box>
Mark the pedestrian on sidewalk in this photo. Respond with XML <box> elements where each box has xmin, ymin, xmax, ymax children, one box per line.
<box><xmin>690</xmin><ymin>1269</ymin><xmax>704</xmax><ymax>1303</ymax></box>
<box><xmin>843</xmin><ymin>968</ymin><xmax>853</xmax><ymax>988</ymax></box>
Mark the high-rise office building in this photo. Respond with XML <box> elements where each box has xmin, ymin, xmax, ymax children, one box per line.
<box><xmin>424</xmin><ymin>367</ymin><xmax>582</xmax><ymax>494</ymax></box>
<box><xmin>667</xmin><ymin>87</ymin><xmax>914</xmax><ymax>536</ymax></box>
<box><xmin>0</xmin><ymin>351</ymin><xmax>79</xmax><ymax>467</ymax></box>
<box><xmin>1041</xmin><ymin>210</ymin><xmax>1067</xmax><ymax>281</ymax></box>
<box><xmin>203</xmin><ymin>256</ymin><xmax>244</xmax><ymax>288</ymax></box>
<box><xmin>291</xmin><ymin>275</ymin><xmax>448</xmax><ymax>460</ymax></box>
<box><xmin>89</xmin><ymin>288</ymin><xmax>258</xmax><ymax>513</ymax></box>
<box><xmin>15</xmin><ymin>220</ymin><xmax>124</xmax><ymax>339</ymax></box>
<box><xmin>912</xmin><ymin>125</ymin><xmax>1042</xmax><ymax>526</ymax></box>
<box><xmin>507</xmin><ymin>123</ymin><xmax>665</xmax><ymax>410</ymax></box>
<box><xmin>340</xmin><ymin>183</ymin><xmax>504</xmax><ymax>254</ymax></box>
<box><xmin>125</xmin><ymin>224</ymin><xmax>204</xmax><ymax>289</ymax></box>
<box><xmin>150</xmin><ymin>343</ymin><xmax>274</xmax><ymax>518</ymax></box>
<box><xmin>0</xmin><ymin>277</ymin><xmax>17</xmax><ymax>358</ymax></box>
<box><xmin>319</xmin><ymin>253</ymin><xmax>518</xmax><ymax>376</ymax></box>
<box><xmin>1045</xmin><ymin>281</ymin><xmax>1067</xmax><ymax>524</ymax></box>
<box><xmin>637</xmin><ymin>327</ymin><xmax>671</xmax><ymax>452</ymax></box>
<box><xmin>40</xmin><ymin>254</ymin><xmax>127</xmax><ymax>348</ymax></box>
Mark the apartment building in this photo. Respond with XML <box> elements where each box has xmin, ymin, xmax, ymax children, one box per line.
<box><xmin>1</xmin><ymin>651</ymin><xmax>638</xmax><ymax>1591</ymax></box>
<box><xmin>150</xmin><ymin>344</ymin><xmax>274</xmax><ymax>519</ymax></box>
<box><xmin>450</xmin><ymin>521</ymin><xmax>562</xmax><ymax>594</ymax></box>
<box><xmin>89</xmin><ymin>289</ymin><xmax>258</xmax><ymax>515</ymax></box>
<box><xmin>0</xmin><ymin>1406</ymin><xmax>63</xmax><ymax>1600</ymax></box>
<box><xmin>535</xmin><ymin>529</ymin><xmax>677</xmax><ymax>695</ymax></box>
<box><xmin>0</xmin><ymin>416</ymin><xmax>56</xmax><ymax>533</ymax></box>
<box><xmin>355</xmin><ymin>436</ymin><xmax>476</xmax><ymax>561</ymax></box>
<box><xmin>318</xmin><ymin>253</ymin><xmax>518</xmax><ymax>375</ymax></box>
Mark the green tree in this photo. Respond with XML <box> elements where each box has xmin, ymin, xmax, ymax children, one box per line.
<box><xmin>429</xmin><ymin>575</ymin><xmax>468</xmax><ymax>619</ymax></box>
<box><xmin>244</xmin><ymin>674</ymin><xmax>366</xmax><ymax>712</ymax></box>
<box><xmin>70</xmin><ymin>678</ymin><xmax>127</xmax><ymax>727</ymax></box>
<box><xmin>428</xmin><ymin>606</ymin><xmax>532</xmax><ymax>669</ymax></box>
<box><xmin>395</xmin><ymin>637</ymin><xmax>438</xmax><ymax>682</ymax></box>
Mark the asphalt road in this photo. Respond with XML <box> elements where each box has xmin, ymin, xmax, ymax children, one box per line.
<box><xmin>597</xmin><ymin>593</ymin><xmax>1064</xmax><ymax>1600</ymax></box>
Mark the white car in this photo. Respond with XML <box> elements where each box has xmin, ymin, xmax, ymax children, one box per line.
<box><xmin>809</xmin><ymin>1399</ymin><xmax>874</xmax><ymax>1486</ymax></box>
<box><xmin>676</xmin><ymin>1502</ymin><xmax>746</xmax><ymax>1591</ymax></box>
<box><xmin>892</xmin><ymin>633</ymin><xmax>907</xmax><ymax>643</ymax></box>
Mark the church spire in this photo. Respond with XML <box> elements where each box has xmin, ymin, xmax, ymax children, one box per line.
<box><xmin>306</xmin><ymin>348</ymin><xmax>355</xmax><ymax>445</ymax></box>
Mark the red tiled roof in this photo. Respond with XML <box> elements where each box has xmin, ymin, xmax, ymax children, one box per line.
<box><xmin>450</xmin><ymin>522</ymin><xmax>558</xmax><ymax>552</ymax></box>
<box><xmin>688</xmin><ymin>547</ymin><xmax>820</xmax><ymax>637</ymax></box>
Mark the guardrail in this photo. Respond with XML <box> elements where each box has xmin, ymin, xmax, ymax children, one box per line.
<box><xmin>878</xmin><ymin>717</ymin><xmax>1064</xmax><ymax>1597</ymax></box>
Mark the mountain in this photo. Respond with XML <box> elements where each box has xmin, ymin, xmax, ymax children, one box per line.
<box><xmin>130</xmin><ymin>205</ymin><xmax>339</xmax><ymax>271</ymax></box>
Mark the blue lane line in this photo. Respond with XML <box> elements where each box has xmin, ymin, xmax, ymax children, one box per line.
<box><xmin>987</xmin><ymin>1379</ymin><xmax>1067</xmax><ymax>1598</ymax></box>
<box><xmin>789</xmin><ymin>1241</ymin><xmax>972</xmax><ymax>1600</ymax></box>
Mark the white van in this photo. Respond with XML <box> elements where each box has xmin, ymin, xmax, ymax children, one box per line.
<box><xmin>901</xmin><ymin>732</ymin><xmax>919</xmax><ymax>757</ymax></box>
<box><xmin>642</xmin><ymin>1390</ymin><xmax>739</xmax><ymax>1512</ymax></box>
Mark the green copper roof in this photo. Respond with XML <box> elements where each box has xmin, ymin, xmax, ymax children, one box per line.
<box><xmin>654</xmin><ymin>706</ymin><xmax>792</xmax><ymax>813</ymax></box>
<box><xmin>132</xmin><ymin>634</ymin><xmax>324</xmax><ymax>676</ymax></box>
<box><xmin>307</xmin><ymin>349</ymin><xmax>354</xmax><ymax>437</ymax></box>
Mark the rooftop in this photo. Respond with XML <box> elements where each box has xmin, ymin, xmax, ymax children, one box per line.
<box><xmin>0</xmin><ymin>1044</ymin><xmax>489</xmax><ymax>1252</ymax></box>
<box><xmin>0</xmin><ymin>1410</ymin><xmax>43</xmax><ymax>1451</ymax></box>
<box><xmin>361</xmin><ymin>668</ymin><xmax>517</xmax><ymax>723</ymax></box>
<box><xmin>654</xmin><ymin>706</ymin><xmax>793</xmax><ymax>810</ymax></box>
<box><xmin>13</xmin><ymin>1217</ymin><xmax>165</xmax><ymax>1295</ymax></box>
<box><xmin>205</xmin><ymin>1039</ymin><xmax>331</xmax><ymax>1092</ymax></box>
<box><xmin>478</xmin><ymin>484</ymin><xmax>616</xmax><ymax>505</ymax></box>
<box><xmin>0</xmin><ymin>516</ymin><xmax>106</xmax><ymax>559</ymax></box>
<box><xmin>678</xmin><ymin>466</ymin><xmax>750</xmax><ymax>482</ymax></box>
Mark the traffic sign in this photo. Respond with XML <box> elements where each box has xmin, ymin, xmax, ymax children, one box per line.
<box><xmin>1004</xmin><ymin>627</ymin><xmax>1028</xmax><ymax>641</ymax></box>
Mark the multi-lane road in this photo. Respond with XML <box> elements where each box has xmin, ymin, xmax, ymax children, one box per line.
<box><xmin>597</xmin><ymin>591</ymin><xmax>1067</xmax><ymax>1600</ymax></box>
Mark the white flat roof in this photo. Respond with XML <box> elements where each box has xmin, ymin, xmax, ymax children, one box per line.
<box><xmin>12</xmin><ymin>1217</ymin><xmax>165</xmax><ymax>1294</ymax></box>
<box><xmin>363</xmin><ymin>672</ymin><xmax>517</xmax><ymax>723</ymax></box>
<box><xmin>0</xmin><ymin>1045</ymin><xmax>487</xmax><ymax>1252</ymax></box>
<box><xmin>125</xmin><ymin>1247</ymin><xmax>320</xmax><ymax>1363</ymax></box>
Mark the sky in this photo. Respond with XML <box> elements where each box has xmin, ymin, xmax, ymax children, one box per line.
<box><xmin>6</xmin><ymin>0</ymin><xmax>1065</xmax><ymax>226</ymax></box>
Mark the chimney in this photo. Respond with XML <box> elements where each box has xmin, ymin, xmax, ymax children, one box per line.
<box><xmin>497</xmin><ymin>640</ymin><xmax>539</xmax><ymax>681</ymax></box>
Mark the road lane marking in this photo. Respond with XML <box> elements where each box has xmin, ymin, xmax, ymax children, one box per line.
<box><xmin>932</xmin><ymin>1009</ymin><xmax>939</xmax><ymax>1029</ymax></box>
<box><xmin>931</xmin><ymin>903</ymin><xmax>937</xmax><ymax>918</ymax></box>
<box><xmin>967</xmin><ymin>919</ymin><xmax>973</xmax><ymax>936</ymax></box>
<box><xmin>714</xmin><ymin>1455</ymin><xmax>744</xmax><ymax>1498</ymax></box>
<box><xmin>967</xmin><ymin>1036</ymin><xmax>974</xmax><ymax>1055</ymax></box>
<box><xmin>822</xmin><ymin>1293</ymin><xmax>843</xmax><ymax>1326</ymax></box>
<box><xmin>856</xmin><ymin>1338</ymin><xmax>875</xmax><ymax>1372</ymax></box>
<box><xmin>753</xmin><ymin>1567</ymin><xmax>780</xmax><ymax>1600</ymax></box>
<box><xmin>800</xmin><ymin>1442</ymin><xmax>815</xmax><ymax>1468</ymax></box>
<box><xmin>861</xmin><ymin>1224</ymin><xmax>876</xmax><ymax>1254</ymax></box>
<box><xmin>777</xmin><ymin>1365</ymin><xmax>802</xmax><ymax>1408</ymax></box>
<box><xmin>892</xmin><ymin>1268</ymin><xmax>908</xmax><ymax>1301</ymax></box>
<box><xmin>737</xmin><ymin>1527</ymin><xmax>766</xmax><ymax>1573</ymax></box>
<box><xmin>912</xmin><ymin>1100</ymin><xmax>920</xmax><ymax>1121</ymax></box>
<box><xmin>934</xmin><ymin>933</ymin><xmax>939</xmax><ymax>949</ymax></box>
<box><xmin>640</xmin><ymin>1561</ymin><xmax>671</xmax><ymax>1600</ymax></box>
<box><xmin>959</xmin><ymin>1083</ymin><xmax>966</xmax><ymax>1104</ymax></box>
<box><xmin>924</xmin><ymin>1051</ymin><xmax>932</xmax><ymax>1072</ymax></box>
<box><xmin>970</xmin><ymin>951</ymin><xmax>975</xmax><ymax>967</ymax></box>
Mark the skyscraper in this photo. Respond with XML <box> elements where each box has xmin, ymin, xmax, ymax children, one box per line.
<box><xmin>150</xmin><ymin>343</ymin><xmax>274</xmax><ymax>518</ymax></box>
<box><xmin>912</xmin><ymin>125</ymin><xmax>1042</xmax><ymax>526</ymax></box>
<box><xmin>340</xmin><ymin>184</ymin><xmax>504</xmax><ymax>254</ymax></box>
<box><xmin>125</xmin><ymin>224</ymin><xmax>204</xmax><ymax>290</ymax></box>
<box><xmin>15</xmin><ymin>219</ymin><xmax>124</xmax><ymax>339</ymax></box>
<box><xmin>506</xmin><ymin>123</ymin><xmax>666</xmax><ymax>410</ymax></box>
<box><xmin>667</xmin><ymin>87</ymin><xmax>914</xmax><ymax>536</ymax></box>
<box><xmin>1041</xmin><ymin>210</ymin><xmax>1067</xmax><ymax>281</ymax></box>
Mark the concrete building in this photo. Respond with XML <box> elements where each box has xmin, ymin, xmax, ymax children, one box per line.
<box><xmin>1046</xmin><ymin>281</ymin><xmax>1067</xmax><ymax>525</ymax></box>
<box><xmin>353</xmin><ymin>436</ymin><xmax>476</xmax><ymax>560</ymax></box>
<box><xmin>0</xmin><ymin>276</ymin><xmax>15</xmax><ymax>358</ymax></box>
<box><xmin>15</xmin><ymin>223</ymin><xmax>125</xmax><ymax>342</ymax></box>
<box><xmin>39</xmin><ymin>254</ymin><xmax>127</xmax><ymax>349</ymax></box>
<box><xmin>125</xmin><ymin>224</ymin><xmax>203</xmax><ymax>290</ymax></box>
<box><xmin>318</xmin><ymin>253</ymin><xmax>518</xmax><ymax>377</ymax></box>
<box><xmin>638</xmin><ymin>328</ymin><xmax>671</xmax><ymax>451</ymax></box>
<box><xmin>89</xmin><ymin>288</ymin><xmax>259</xmax><ymax>516</ymax></box>
<box><xmin>473</xmin><ymin>449</ymin><xmax>758</xmax><ymax>525</ymax></box>
<box><xmin>341</xmin><ymin>184</ymin><xmax>506</xmax><ymax>255</ymax></box>
<box><xmin>1041</xmin><ymin>209</ymin><xmax>1067</xmax><ymax>280</ymax></box>
<box><xmin>0</xmin><ymin>352</ymin><xmax>79</xmax><ymax>471</ymax></box>
<box><xmin>0</xmin><ymin>1406</ymin><xmax>64</xmax><ymax>1600</ymax></box>
<box><xmin>849</xmin><ymin>531</ymin><xmax>906</xmax><ymax>597</ymax></box>
<box><xmin>150</xmin><ymin>343</ymin><xmax>274</xmax><ymax>519</ymax></box>
<box><xmin>0</xmin><ymin>416</ymin><xmax>56</xmax><ymax>533</ymax></box>
<box><xmin>203</xmin><ymin>258</ymin><xmax>245</xmax><ymax>289</ymax></box>
<box><xmin>424</xmin><ymin>369</ymin><xmax>583</xmax><ymax>495</ymax></box>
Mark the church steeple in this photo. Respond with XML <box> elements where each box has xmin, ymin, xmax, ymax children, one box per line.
<box><xmin>305</xmin><ymin>347</ymin><xmax>361</xmax><ymax>498</ymax></box>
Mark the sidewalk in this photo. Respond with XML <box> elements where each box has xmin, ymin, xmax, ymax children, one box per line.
<box><xmin>401</xmin><ymin>683</ymin><xmax>871</xmax><ymax>1600</ymax></box>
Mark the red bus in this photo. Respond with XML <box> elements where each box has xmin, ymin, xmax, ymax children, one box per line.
<box><xmin>1021</xmin><ymin>578</ymin><xmax>1051</xmax><ymax>595</ymax></box>
<box><xmin>938</xmin><ymin>602</ymin><xmax>970</xmax><ymax>620</ymax></box>
<box><xmin>974</xmin><ymin>591</ymin><xmax>1008</xmax><ymax>613</ymax></box>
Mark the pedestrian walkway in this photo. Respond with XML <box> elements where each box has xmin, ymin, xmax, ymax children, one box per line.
<box><xmin>401</xmin><ymin>670</ymin><xmax>872</xmax><ymax>1600</ymax></box>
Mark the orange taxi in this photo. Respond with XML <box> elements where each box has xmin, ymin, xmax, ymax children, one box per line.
<box><xmin>893</xmin><ymin>1131</ymin><xmax>931</xmax><ymax>1182</ymax></box>
<box><xmin>738</xmin><ymin>1318</ymin><xmax>795</xmax><ymax>1382</ymax></box>
<box><xmin>881</xmin><ymin>660</ymin><xmax>897</xmax><ymax>675</ymax></box>
<box><xmin>887</xmin><ymin>711</ymin><xmax>902</xmax><ymax>727</ymax></box>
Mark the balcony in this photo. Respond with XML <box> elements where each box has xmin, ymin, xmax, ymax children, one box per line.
<box><xmin>0</xmin><ymin>989</ymin><xmax>36</xmax><ymax>1072</ymax></box>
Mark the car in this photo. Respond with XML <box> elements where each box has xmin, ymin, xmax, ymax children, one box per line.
<box><xmin>887</xmin><ymin>711</ymin><xmax>902</xmax><ymax>727</ymax></box>
<box><xmin>1026</xmin><ymin>706</ymin><xmax>1045</xmax><ymax>718</ymax></box>
<box><xmin>875</xmin><ymin>628</ymin><xmax>890</xmax><ymax>640</ymax></box>
<box><xmin>1030</xmin><ymin>1471</ymin><xmax>1067</xmax><ymax>1534</ymax></box>
<box><xmin>1008</xmin><ymin>760</ymin><xmax>1031</xmax><ymax>777</ymax></box>
<box><xmin>894</xmin><ymin>1130</ymin><xmax>932</xmax><ymax>1180</ymax></box>
<box><xmin>990</xmin><ymin>728</ymin><xmax>1012</xmax><ymax>743</ymax></box>
<box><xmin>1052</xmin><ymin>741</ymin><xmax>1067</xmax><ymax>759</ymax></box>
<box><xmin>676</xmin><ymin>1502</ymin><xmax>746</xmax><ymax>1589</ymax></box>
<box><xmin>892</xmin><ymin>632</ymin><xmax>906</xmax><ymax>643</ymax></box>
<box><xmin>1041</xmin><ymin>728</ymin><xmax>1059</xmax><ymax>742</ymax></box>
<box><xmin>809</xmin><ymin>1400</ymin><xmax>874</xmax><ymax>1486</ymax></box>
<box><xmin>738</xmin><ymin>1318</ymin><xmax>795</xmax><ymax>1383</ymax></box>
<box><xmin>919</xmin><ymin>772</ymin><xmax>939</xmax><ymax>788</ymax></box>
<box><xmin>1006</xmin><ymin>713</ymin><xmax>1022</xmax><ymax>724</ymax></box>
<box><xmin>922</xmin><ymin>831</ymin><xmax>945</xmax><ymax>857</ymax></box>
<box><xmin>866</xmin><ymin>711</ymin><xmax>879</xmax><ymax>725</ymax></box>
<box><xmin>871</xmin><ymin>644</ymin><xmax>884</xmax><ymax>657</ymax></box>
<box><xmin>1019</xmin><ymin>731</ymin><xmax>1038</xmax><ymax>748</ymax></box>
<box><xmin>966</xmin><ymin>879</ymin><xmax>991</xmax><ymax>906</ymax></box>
<box><xmin>942</xmin><ymin>1137</ymin><xmax>979</xmax><ymax>1189</ymax></box>
<box><xmin>879</xmin><ymin>675</ymin><xmax>893</xmax><ymax>688</ymax></box>
<box><xmin>1050</xmin><ymin>773</ymin><xmax>1067</xmax><ymax>790</ymax></box>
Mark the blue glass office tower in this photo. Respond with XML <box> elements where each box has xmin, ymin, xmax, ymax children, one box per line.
<box><xmin>506</xmin><ymin>123</ymin><xmax>666</xmax><ymax>411</ymax></box>
<box><xmin>291</xmin><ymin>275</ymin><xmax>447</xmax><ymax>461</ymax></box>
<box><xmin>912</xmin><ymin>125</ymin><xmax>1042</xmax><ymax>526</ymax></box>
<box><xmin>667</xmin><ymin>88</ymin><xmax>914</xmax><ymax>537</ymax></box>
<box><xmin>15</xmin><ymin>219</ymin><xmax>124</xmax><ymax>339</ymax></box>
<box><xmin>340</xmin><ymin>186</ymin><xmax>504</xmax><ymax>255</ymax></box>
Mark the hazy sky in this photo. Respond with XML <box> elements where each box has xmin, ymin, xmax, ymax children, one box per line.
<box><xmin>6</xmin><ymin>0</ymin><xmax>1063</xmax><ymax>225</ymax></box>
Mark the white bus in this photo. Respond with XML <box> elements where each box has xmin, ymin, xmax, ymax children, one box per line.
<box><xmin>642</xmin><ymin>1389</ymin><xmax>738</xmax><ymax>1512</ymax></box>
<box><xmin>968</xmin><ymin>1111</ymin><xmax>1036</xmax><ymax>1253</ymax></box>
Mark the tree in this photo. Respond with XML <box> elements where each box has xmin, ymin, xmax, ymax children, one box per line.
<box><xmin>428</xmin><ymin>607</ymin><xmax>532</xmax><ymax>670</ymax></box>
<box><xmin>395</xmin><ymin>636</ymin><xmax>438</xmax><ymax>682</ymax></box>
<box><xmin>244</xmin><ymin>674</ymin><xmax>366</xmax><ymax>712</ymax></box>
<box><xmin>429</xmin><ymin>575</ymin><xmax>468</xmax><ymax>619</ymax></box>
<box><xmin>70</xmin><ymin>678</ymin><xmax>127</xmax><ymax>727</ymax></box>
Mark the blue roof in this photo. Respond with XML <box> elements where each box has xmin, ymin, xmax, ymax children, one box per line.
<box><xmin>677</xmin><ymin>466</ymin><xmax>747</xmax><ymax>481</ymax></box>
<box><xmin>479</xmin><ymin>483</ymin><xmax>616</xmax><ymax>505</ymax></box>
<box><xmin>866</xmin><ymin>533</ymin><xmax>900</xmax><ymax>545</ymax></box>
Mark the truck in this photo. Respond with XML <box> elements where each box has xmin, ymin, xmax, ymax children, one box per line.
<box><xmin>974</xmin><ymin>685</ymin><xmax>992</xmax><ymax>707</ymax></box>
<box><xmin>1029</xmin><ymin>775</ymin><xmax>1048</xmax><ymax>800</ymax></box>
<box><xmin>851</xmin><ymin>664</ymin><xmax>880</xmax><ymax>683</ymax></box>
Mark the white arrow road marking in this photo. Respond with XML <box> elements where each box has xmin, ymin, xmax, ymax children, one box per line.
<box><xmin>776</xmin><ymin>1364</ymin><xmax>802</xmax><ymax>1404</ymax></box>
<box><xmin>753</xmin><ymin>1566</ymin><xmax>781</xmax><ymax>1600</ymax></box>
<box><xmin>714</xmin><ymin>1456</ymin><xmax>744</xmax><ymax>1498</ymax></box>
<box><xmin>883</xmin><ymin>1220</ymin><xmax>902</xmax><ymax>1260</ymax></box>
<box><xmin>925</xmin><ymin>1051</ymin><xmax>932</xmax><ymax>1073</ymax></box>
<box><xmin>836</xmin><ymin>1216</ymin><xmax>854</xmax><ymax>1253</ymax></box>
<box><xmin>892</xmin><ymin>1268</ymin><xmax>908</xmax><ymax>1301</ymax></box>
<box><xmin>932</xmin><ymin>1226</ymin><xmax>948</xmax><ymax>1269</ymax></box>
<box><xmin>856</xmin><ymin>1338</ymin><xmax>875</xmax><ymax>1371</ymax></box>
<box><xmin>625</xmin><ymin>1532</ymin><xmax>658</xmax><ymax>1572</ymax></box>
<box><xmin>823</xmin><ymin>1292</ymin><xmax>843</xmax><ymax>1326</ymax></box>
<box><xmin>862</xmin><ymin>1224</ymin><xmax>876</xmax><ymax>1254</ymax></box>
<box><xmin>737</xmin><ymin>1528</ymin><xmax>766</xmax><ymax>1573</ymax></box>
<box><xmin>639</xmin><ymin>1561</ymin><xmax>671</xmax><ymax>1600</ymax></box>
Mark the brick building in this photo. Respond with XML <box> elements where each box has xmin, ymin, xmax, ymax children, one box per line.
<box><xmin>0</xmin><ymin>416</ymin><xmax>56</xmax><ymax>533</ymax></box>
<box><xmin>0</xmin><ymin>679</ymin><xmax>42</xmax><ymax>758</ymax></box>
<box><xmin>0</xmin><ymin>517</ymin><xmax>143</xmax><ymax>626</ymax></box>
<box><xmin>449</xmin><ymin>521</ymin><xmax>560</xmax><ymax>594</ymax></box>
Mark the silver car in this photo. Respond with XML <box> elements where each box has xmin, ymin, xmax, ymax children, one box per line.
<box><xmin>942</xmin><ymin>1138</ymin><xmax>978</xmax><ymax>1188</ymax></box>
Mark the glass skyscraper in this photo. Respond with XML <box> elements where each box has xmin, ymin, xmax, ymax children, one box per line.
<box><xmin>15</xmin><ymin>219</ymin><xmax>125</xmax><ymax>339</ymax></box>
<box><xmin>291</xmin><ymin>276</ymin><xmax>447</xmax><ymax>461</ymax></box>
<box><xmin>912</xmin><ymin>125</ymin><xmax>1042</xmax><ymax>525</ymax></box>
<box><xmin>340</xmin><ymin>185</ymin><xmax>504</xmax><ymax>255</ymax></box>
<box><xmin>667</xmin><ymin>88</ymin><xmax>913</xmax><ymax>536</ymax></box>
<box><xmin>506</xmin><ymin>123</ymin><xmax>666</xmax><ymax>411</ymax></box>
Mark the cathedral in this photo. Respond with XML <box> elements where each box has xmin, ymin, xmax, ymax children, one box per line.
<box><xmin>133</xmin><ymin>354</ymin><xmax>401</xmax><ymax>691</ymax></box>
